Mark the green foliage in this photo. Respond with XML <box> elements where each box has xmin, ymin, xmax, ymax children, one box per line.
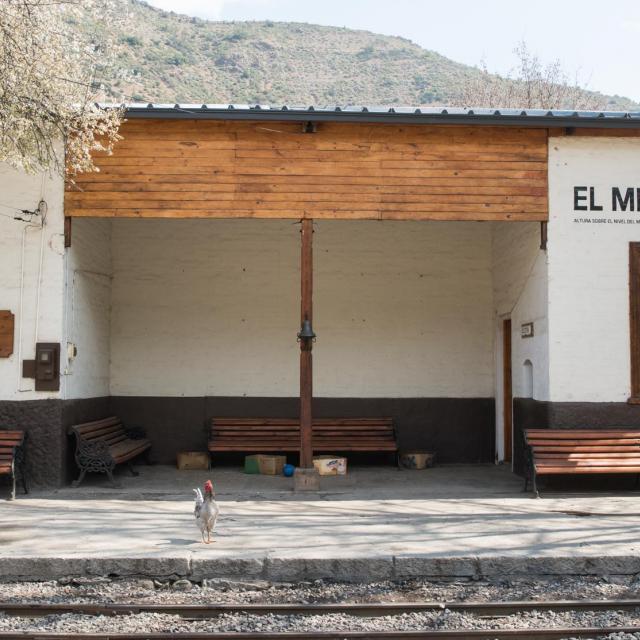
<box><xmin>121</xmin><ymin>35</ymin><xmax>142</xmax><ymax>46</ymax></box>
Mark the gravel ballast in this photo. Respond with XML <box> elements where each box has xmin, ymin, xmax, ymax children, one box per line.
<box><xmin>2</xmin><ymin>577</ymin><xmax>640</xmax><ymax>638</ymax></box>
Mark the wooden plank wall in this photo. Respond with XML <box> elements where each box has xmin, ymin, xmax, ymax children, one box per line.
<box><xmin>66</xmin><ymin>120</ymin><xmax>549</xmax><ymax>221</ymax></box>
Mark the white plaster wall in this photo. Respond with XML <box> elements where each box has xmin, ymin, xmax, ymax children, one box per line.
<box><xmin>492</xmin><ymin>221</ymin><xmax>549</xmax><ymax>461</ymax></box>
<box><xmin>492</xmin><ymin>221</ymin><xmax>549</xmax><ymax>400</ymax></box>
<box><xmin>63</xmin><ymin>218</ymin><xmax>112</xmax><ymax>399</ymax></box>
<box><xmin>110</xmin><ymin>219</ymin><xmax>299</xmax><ymax>397</ymax></box>
<box><xmin>314</xmin><ymin>221</ymin><xmax>494</xmax><ymax>397</ymax></box>
<box><xmin>548</xmin><ymin>137</ymin><xmax>640</xmax><ymax>402</ymax></box>
<box><xmin>109</xmin><ymin>219</ymin><xmax>494</xmax><ymax>398</ymax></box>
<box><xmin>0</xmin><ymin>164</ymin><xmax>65</xmax><ymax>401</ymax></box>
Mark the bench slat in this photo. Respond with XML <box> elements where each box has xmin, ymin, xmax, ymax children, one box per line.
<box><xmin>536</xmin><ymin>466</ymin><xmax>640</xmax><ymax>474</ymax></box>
<box><xmin>528</xmin><ymin>438</ymin><xmax>640</xmax><ymax>445</ymax></box>
<box><xmin>527</xmin><ymin>429</ymin><xmax>640</xmax><ymax>437</ymax></box>
<box><xmin>536</xmin><ymin>452</ymin><xmax>640</xmax><ymax>458</ymax></box>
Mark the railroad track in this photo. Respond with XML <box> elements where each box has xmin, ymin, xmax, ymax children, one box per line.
<box><xmin>0</xmin><ymin>599</ymin><xmax>639</xmax><ymax>639</ymax></box>
<box><xmin>2</xmin><ymin>599</ymin><xmax>640</xmax><ymax>617</ymax></box>
<box><xmin>1</xmin><ymin>630</ymin><xmax>640</xmax><ymax>640</ymax></box>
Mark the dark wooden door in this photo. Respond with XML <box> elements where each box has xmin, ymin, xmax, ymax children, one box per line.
<box><xmin>503</xmin><ymin>319</ymin><xmax>513</xmax><ymax>462</ymax></box>
<box><xmin>630</xmin><ymin>243</ymin><xmax>640</xmax><ymax>402</ymax></box>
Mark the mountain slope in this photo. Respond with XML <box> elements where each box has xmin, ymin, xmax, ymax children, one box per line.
<box><xmin>88</xmin><ymin>0</ymin><xmax>635</xmax><ymax>109</ymax></box>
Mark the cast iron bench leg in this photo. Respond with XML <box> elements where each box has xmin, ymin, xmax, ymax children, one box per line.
<box><xmin>72</xmin><ymin>469</ymin><xmax>87</xmax><ymax>488</ymax></box>
<box><xmin>106</xmin><ymin>467</ymin><xmax>117</xmax><ymax>487</ymax></box>
<box><xmin>127</xmin><ymin>461</ymin><xmax>139</xmax><ymax>477</ymax></box>
<box><xmin>16</xmin><ymin>443</ymin><xmax>28</xmax><ymax>495</ymax></box>
<box><xmin>532</xmin><ymin>469</ymin><xmax>540</xmax><ymax>498</ymax></box>
<box><xmin>9</xmin><ymin>463</ymin><xmax>16</xmax><ymax>501</ymax></box>
<box><xmin>21</xmin><ymin>464</ymin><xmax>29</xmax><ymax>495</ymax></box>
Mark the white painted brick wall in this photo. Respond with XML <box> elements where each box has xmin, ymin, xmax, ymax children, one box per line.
<box><xmin>492</xmin><ymin>221</ymin><xmax>549</xmax><ymax>461</ymax></box>
<box><xmin>492</xmin><ymin>221</ymin><xmax>549</xmax><ymax>401</ymax></box>
<box><xmin>110</xmin><ymin>219</ymin><xmax>495</xmax><ymax>398</ymax></box>
<box><xmin>63</xmin><ymin>218</ymin><xmax>112</xmax><ymax>399</ymax></box>
<box><xmin>0</xmin><ymin>164</ymin><xmax>65</xmax><ymax>401</ymax></box>
<box><xmin>548</xmin><ymin>137</ymin><xmax>640</xmax><ymax>402</ymax></box>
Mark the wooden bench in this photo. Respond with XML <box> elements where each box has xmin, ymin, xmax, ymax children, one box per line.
<box><xmin>524</xmin><ymin>428</ymin><xmax>640</xmax><ymax>497</ymax></box>
<box><xmin>69</xmin><ymin>417</ymin><xmax>151</xmax><ymax>487</ymax></box>
<box><xmin>0</xmin><ymin>429</ymin><xmax>28</xmax><ymax>500</ymax></box>
<box><xmin>209</xmin><ymin>417</ymin><xmax>397</xmax><ymax>458</ymax></box>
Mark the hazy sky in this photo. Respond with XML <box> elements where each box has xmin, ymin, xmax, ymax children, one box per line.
<box><xmin>145</xmin><ymin>0</ymin><xmax>640</xmax><ymax>102</ymax></box>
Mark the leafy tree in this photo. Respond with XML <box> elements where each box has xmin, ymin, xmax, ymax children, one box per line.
<box><xmin>0</xmin><ymin>0</ymin><xmax>124</xmax><ymax>178</ymax></box>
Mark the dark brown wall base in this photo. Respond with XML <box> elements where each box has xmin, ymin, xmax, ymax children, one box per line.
<box><xmin>512</xmin><ymin>398</ymin><xmax>640</xmax><ymax>476</ymax></box>
<box><xmin>110</xmin><ymin>396</ymin><xmax>496</xmax><ymax>466</ymax></box>
<box><xmin>2</xmin><ymin>395</ymin><xmax>494</xmax><ymax>487</ymax></box>
<box><xmin>0</xmin><ymin>399</ymin><xmax>64</xmax><ymax>488</ymax></box>
<box><xmin>0</xmin><ymin>397</ymin><xmax>110</xmax><ymax>488</ymax></box>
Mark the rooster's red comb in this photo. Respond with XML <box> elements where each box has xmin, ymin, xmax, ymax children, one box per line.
<box><xmin>204</xmin><ymin>480</ymin><xmax>214</xmax><ymax>492</ymax></box>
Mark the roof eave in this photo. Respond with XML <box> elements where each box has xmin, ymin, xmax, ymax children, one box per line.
<box><xmin>114</xmin><ymin>105</ymin><xmax>640</xmax><ymax>129</ymax></box>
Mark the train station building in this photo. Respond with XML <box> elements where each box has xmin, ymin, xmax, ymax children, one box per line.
<box><xmin>1</xmin><ymin>105</ymin><xmax>639</xmax><ymax>488</ymax></box>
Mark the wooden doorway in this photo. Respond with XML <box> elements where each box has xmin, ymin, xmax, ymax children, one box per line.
<box><xmin>502</xmin><ymin>319</ymin><xmax>513</xmax><ymax>462</ymax></box>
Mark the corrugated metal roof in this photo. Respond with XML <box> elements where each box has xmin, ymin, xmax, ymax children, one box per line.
<box><xmin>103</xmin><ymin>103</ymin><xmax>640</xmax><ymax>128</ymax></box>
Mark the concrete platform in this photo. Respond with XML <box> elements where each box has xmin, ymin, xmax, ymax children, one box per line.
<box><xmin>2</xmin><ymin>465</ymin><xmax>640</xmax><ymax>582</ymax></box>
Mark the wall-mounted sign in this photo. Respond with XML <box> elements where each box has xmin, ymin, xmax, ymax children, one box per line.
<box><xmin>521</xmin><ymin>322</ymin><xmax>534</xmax><ymax>339</ymax></box>
<box><xmin>574</xmin><ymin>186</ymin><xmax>640</xmax><ymax>213</ymax></box>
<box><xmin>0</xmin><ymin>311</ymin><xmax>14</xmax><ymax>357</ymax></box>
<box><xmin>572</xmin><ymin>185</ymin><xmax>640</xmax><ymax>225</ymax></box>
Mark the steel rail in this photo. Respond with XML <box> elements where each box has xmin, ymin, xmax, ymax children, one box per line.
<box><xmin>1</xmin><ymin>599</ymin><xmax>640</xmax><ymax>618</ymax></box>
<box><xmin>1</xmin><ymin>629</ymin><xmax>640</xmax><ymax>640</ymax></box>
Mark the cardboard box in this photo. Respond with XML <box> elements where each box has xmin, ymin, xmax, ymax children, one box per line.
<box><xmin>176</xmin><ymin>451</ymin><xmax>210</xmax><ymax>471</ymax></box>
<box><xmin>313</xmin><ymin>455</ymin><xmax>347</xmax><ymax>476</ymax></box>
<box><xmin>398</xmin><ymin>451</ymin><xmax>436</xmax><ymax>470</ymax></box>
<box><xmin>258</xmin><ymin>454</ymin><xmax>286</xmax><ymax>475</ymax></box>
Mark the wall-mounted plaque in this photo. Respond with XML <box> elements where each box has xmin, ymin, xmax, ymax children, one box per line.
<box><xmin>521</xmin><ymin>322</ymin><xmax>534</xmax><ymax>339</ymax></box>
<box><xmin>0</xmin><ymin>311</ymin><xmax>15</xmax><ymax>357</ymax></box>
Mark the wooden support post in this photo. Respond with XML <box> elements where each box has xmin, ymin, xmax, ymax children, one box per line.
<box><xmin>299</xmin><ymin>218</ymin><xmax>313</xmax><ymax>468</ymax></box>
<box><xmin>294</xmin><ymin>218</ymin><xmax>320</xmax><ymax>491</ymax></box>
<box><xmin>64</xmin><ymin>217</ymin><xmax>72</xmax><ymax>248</ymax></box>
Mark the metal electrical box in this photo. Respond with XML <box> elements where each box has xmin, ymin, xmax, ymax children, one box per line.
<box><xmin>22</xmin><ymin>342</ymin><xmax>61</xmax><ymax>391</ymax></box>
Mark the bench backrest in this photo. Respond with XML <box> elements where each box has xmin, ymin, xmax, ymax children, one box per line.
<box><xmin>69</xmin><ymin>416</ymin><xmax>127</xmax><ymax>447</ymax></box>
<box><xmin>211</xmin><ymin>418</ymin><xmax>395</xmax><ymax>440</ymax></box>
<box><xmin>526</xmin><ymin>429</ymin><xmax>640</xmax><ymax>453</ymax></box>
<box><xmin>0</xmin><ymin>430</ymin><xmax>25</xmax><ymax>458</ymax></box>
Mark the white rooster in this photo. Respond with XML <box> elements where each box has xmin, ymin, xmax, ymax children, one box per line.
<box><xmin>193</xmin><ymin>480</ymin><xmax>219</xmax><ymax>544</ymax></box>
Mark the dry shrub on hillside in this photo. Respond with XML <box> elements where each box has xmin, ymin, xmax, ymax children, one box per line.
<box><xmin>0</xmin><ymin>0</ymin><xmax>124</xmax><ymax>177</ymax></box>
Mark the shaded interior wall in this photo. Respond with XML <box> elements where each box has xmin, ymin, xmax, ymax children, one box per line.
<box><xmin>491</xmin><ymin>221</ymin><xmax>549</xmax><ymax>463</ymax></box>
<box><xmin>63</xmin><ymin>218</ymin><xmax>112</xmax><ymax>399</ymax></box>
<box><xmin>105</xmin><ymin>219</ymin><xmax>495</xmax><ymax>463</ymax></box>
<box><xmin>109</xmin><ymin>219</ymin><xmax>494</xmax><ymax>399</ymax></box>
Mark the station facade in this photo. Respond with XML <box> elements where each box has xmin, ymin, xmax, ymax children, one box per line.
<box><xmin>0</xmin><ymin>106</ymin><xmax>639</xmax><ymax>487</ymax></box>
